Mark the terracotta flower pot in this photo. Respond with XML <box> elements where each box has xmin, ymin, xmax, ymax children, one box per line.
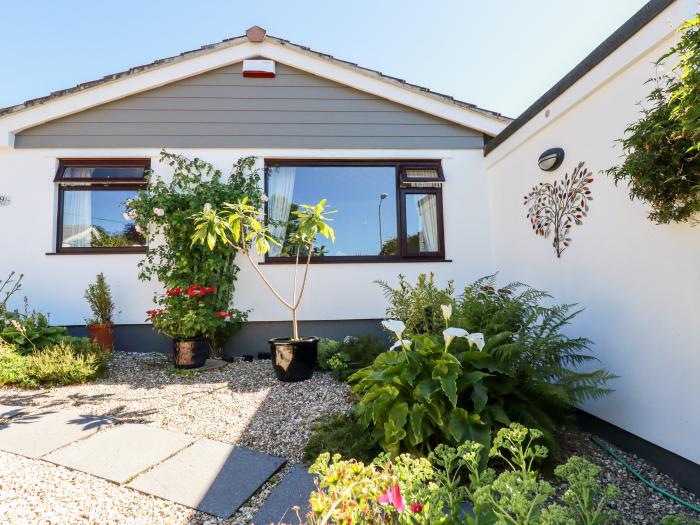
<box><xmin>87</xmin><ymin>323</ymin><xmax>114</xmax><ymax>352</ymax></box>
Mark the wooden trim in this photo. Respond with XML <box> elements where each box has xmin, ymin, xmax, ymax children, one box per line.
<box><xmin>263</xmin><ymin>159</ymin><xmax>446</xmax><ymax>262</ymax></box>
<box><xmin>47</xmin><ymin>247</ymin><xmax>148</xmax><ymax>255</ymax></box>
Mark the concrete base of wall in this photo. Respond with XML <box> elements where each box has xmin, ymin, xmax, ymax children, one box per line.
<box><xmin>576</xmin><ymin>410</ymin><xmax>700</xmax><ymax>497</ymax></box>
<box><xmin>67</xmin><ymin>319</ymin><xmax>387</xmax><ymax>359</ymax></box>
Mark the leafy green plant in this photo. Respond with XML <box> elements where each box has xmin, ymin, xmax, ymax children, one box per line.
<box><xmin>303</xmin><ymin>424</ymin><xmax>620</xmax><ymax>525</ymax></box>
<box><xmin>192</xmin><ymin>196</ymin><xmax>335</xmax><ymax>340</ymax></box>
<box><xmin>605</xmin><ymin>15</ymin><xmax>700</xmax><ymax>224</ymax></box>
<box><xmin>661</xmin><ymin>516</ymin><xmax>700</xmax><ymax>525</ymax></box>
<box><xmin>316</xmin><ymin>334</ymin><xmax>387</xmax><ymax>381</ymax></box>
<box><xmin>0</xmin><ymin>312</ymin><xmax>67</xmax><ymax>355</ymax></box>
<box><xmin>316</xmin><ymin>338</ymin><xmax>341</xmax><ymax>371</ymax></box>
<box><xmin>146</xmin><ymin>285</ymin><xmax>240</xmax><ymax>340</ymax></box>
<box><xmin>304</xmin><ymin>412</ymin><xmax>381</xmax><ymax>464</ymax></box>
<box><xmin>128</xmin><ymin>152</ymin><xmax>258</xmax><ymax>348</ymax></box>
<box><xmin>84</xmin><ymin>273</ymin><xmax>115</xmax><ymax>325</ymax></box>
<box><xmin>376</xmin><ymin>273</ymin><xmax>454</xmax><ymax>336</ymax></box>
<box><xmin>370</xmin><ymin>274</ymin><xmax>615</xmax><ymax>453</ymax></box>
<box><xmin>0</xmin><ymin>338</ymin><xmax>108</xmax><ymax>388</ymax></box>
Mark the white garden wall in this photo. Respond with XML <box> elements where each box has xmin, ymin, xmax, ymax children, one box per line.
<box><xmin>0</xmin><ymin>147</ymin><xmax>493</xmax><ymax>326</ymax></box>
<box><xmin>485</xmin><ymin>0</ymin><xmax>699</xmax><ymax>464</ymax></box>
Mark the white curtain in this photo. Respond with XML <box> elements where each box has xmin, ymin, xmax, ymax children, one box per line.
<box><xmin>267</xmin><ymin>167</ymin><xmax>296</xmax><ymax>256</ymax></box>
<box><xmin>62</xmin><ymin>190</ymin><xmax>93</xmax><ymax>247</ymax></box>
<box><xmin>416</xmin><ymin>194</ymin><xmax>438</xmax><ymax>252</ymax></box>
<box><xmin>64</xmin><ymin>167</ymin><xmax>95</xmax><ymax>178</ymax></box>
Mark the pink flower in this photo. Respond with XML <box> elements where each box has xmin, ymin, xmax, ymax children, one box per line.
<box><xmin>377</xmin><ymin>482</ymin><xmax>405</xmax><ymax>513</ymax></box>
<box><xmin>411</xmin><ymin>502</ymin><xmax>423</xmax><ymax>513</ymax></box>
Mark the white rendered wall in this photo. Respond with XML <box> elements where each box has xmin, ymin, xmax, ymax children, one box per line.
<box><xmin>0</xmin><ymin>147</ymin><xmax>493</xmax><ymax>327</ymax></box>
<box><xmin>485</xmin><ymin>0</ymin><xmax>699</xmax><ymax>463</ymax></box>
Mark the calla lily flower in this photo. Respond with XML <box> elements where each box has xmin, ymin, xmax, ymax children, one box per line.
<box><xmin>390</xmin><ymin>339</ymin><xmax>412</xmax><ymax>351</ymax></box>
<box><xmin>382</xmin><ymin>319</ymin><xmax>406</xmax><ymax>340</ymax></box>
<box><xmin>377</xmin><ymin>482</ymin><xmax>406</xmax><ymax>513</ymax></box>
<box><xmin>467</xmin><ymin>333</ymin><xmax>486</xmax><ymax>351</ymax></box>
<box><xmin>440</xmin><ymin>304</ymin><xmax>453</xmax><ymax>323</ymax></box>
<box><xmin>443</xmin><ymin>327</ymin><xmax>468</xmax><ymax>350</ymax></box>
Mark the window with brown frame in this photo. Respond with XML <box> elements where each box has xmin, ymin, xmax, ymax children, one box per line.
<box><xmin>264</xmin><ymin>160</ymin><xmax>445</xmax><ymax>262</ymax></box>
<box><xmin>55</xmin><ymin>159</ymin><xmax>149</xmax><ymax>253</ymax></box>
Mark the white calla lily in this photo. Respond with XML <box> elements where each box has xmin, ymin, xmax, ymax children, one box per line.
<box><xmin>440</xmin><ymin>304</ymin><xmax>453</xmax><ymax>323</ymax></box>
<box><xmin>443</xmin><ymin>327</ymin><xmax>468</xmax><ymax>350</ymax></box>
<box><xmin>390</xmin><ymin>339</ymin><xmax>412</xmax><ymax>351</ymax></box>
<box><xmin>467</xmin><ymin>333</ymin><xmax>486</xmax><ymax>351</ymax></box>
<box><xmin>382</xmin><ymin>319</ymin><xmax>406</xmax><ymax>340</ymax></box>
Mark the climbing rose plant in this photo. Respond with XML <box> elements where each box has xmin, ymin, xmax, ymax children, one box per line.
<box><xmin>605</xmin><ymin>15</ymin><xmax>700</xmax><ymax>224</ymax></box>
<box><xmin>524</xmin><ymin>161</ymin><xmax>593</xmax><ymax>258</ymax></box>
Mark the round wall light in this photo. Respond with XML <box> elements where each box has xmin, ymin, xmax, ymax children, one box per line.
<box><xmin>538</xmin><ymin>147</ymin><xmax>565</xmax><ymax>171</ymax></box>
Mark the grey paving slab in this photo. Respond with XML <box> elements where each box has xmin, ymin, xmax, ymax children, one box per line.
<box><xmin>0</xmin><ymin>410</ymin><xmax>115</xmax><ymax>458</ymax></box>
<box><xmin>44</xmin><ymin>424</ymin><xmax>195</xmax><ymax>483</ymax></box>
<box><xmin>252</xmin><ymin>464</ymin><xmax>317</xmax><ymax>525</ymax></box>
<box><xmin>129</xmin><ymin>439</ymin><xmax>285</xmax><ymax>518</ymax></box>
<box><xmin>0</xmin><ymin>404</ymin><xmax>28</xmax><ymax>421</ymax></box>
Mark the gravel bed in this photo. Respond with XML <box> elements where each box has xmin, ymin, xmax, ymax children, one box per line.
<box><xmin>0</xmin><ymin>352</ymin><xmax>352</xmax><ymax>524</ymax></box>
<box><xmin>557</xmin><ymin>431</ymin><xmax>700</xmax><ymax>525</ymax></box>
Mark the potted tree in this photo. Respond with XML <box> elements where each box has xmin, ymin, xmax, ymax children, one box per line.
<box><xmin>191</xmin><ymin>197</ymin><xmax>335</xmax><ymax>381</ymax></box>
<box><xmin>147</xmin><ymin>285</ymin><xmax>238</xmax><ymax>368</ymax></box>
<box><xmin>84</xmin><ymin>273</ymin><xmax>116</xmax><ymax>351</ymax></box>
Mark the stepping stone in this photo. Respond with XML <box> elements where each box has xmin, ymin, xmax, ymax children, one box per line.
<box><xmin>129</xmin><ymin>440</ymin><xmax>285</xmax><ymax>518</ymax></box>
<box><xmin>0</xmin><ymin>404</ymin><xmax>28</xmax><ymax>421</ymax></box>
<box><xmin>44</xmin><ymin>424</ymin><xmax>194</xmax><ymax>484</ymax></box>
<box><xmin>252</xmin><ymin>464</ymin><xmax>317</xmax><ymax>525</ymax></box>
<box><xmin>0</xmin><ymin>410</ymin><xmax>115</xmax><ymax>458</ymax></box>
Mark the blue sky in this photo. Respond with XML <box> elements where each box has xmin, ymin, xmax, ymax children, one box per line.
<box><xmin>0</xmin><ymin>0</ymin><xmax>647</xmax><ymax>118</ymax></box>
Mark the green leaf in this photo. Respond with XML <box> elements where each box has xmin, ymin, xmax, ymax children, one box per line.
<box><xmin>409</xmin><ymin>403</ymin><xmax>428</xmax><ymax>445</ymax></box>
<box><xmin>447</xmin><ymin>408</ymin><xmax>489</xmax><ymax>446</ymax></box>
<box><xmin>471</xmin><ymin>381</ymin><xmax>488</xmax><ymax>412</ymax></box>
<box><xmin>432</xmin><ymin>361</ymin><xmax>459</xmax><ymax>407</ymax></box>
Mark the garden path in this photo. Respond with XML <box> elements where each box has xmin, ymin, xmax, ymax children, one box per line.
<box><xmin>0</xmin><ymin>404</ymin><xmax>314</xmax><ymax>521</ymax></box>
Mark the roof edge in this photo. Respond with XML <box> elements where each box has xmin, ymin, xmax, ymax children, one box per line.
<box><xmin>484</xmin><ymin>0</ymin><xmax>675</xmax><ymax>156</ymax></box>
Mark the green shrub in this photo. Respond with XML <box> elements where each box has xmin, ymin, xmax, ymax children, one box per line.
<box><xmin>317</xmin><ymin>334</ymin><xmax>386</xmax><ymax>381</ymax></box>
<box><xmin>304</xmin><ymin>412</ymin><xmax>381</xmax><ymax>464</ymax></box>
<box><xmin>661</xmin><ymin>516</ymin><xmax>700</xmax><ymax>525</ymax></box>
<box><xmin>605</xmin><ymin>15</ymin><xmax>700</xmax><ymax>224</ymax></box>
<box><xmin>304</xmin><ymin>424</ymin><xmax>620</xmax><ymax>525</ymax></box>
<box><xmin>376</xmin><ymin>273</ymin><xmax>454</xmax><ymax>336</ymax></box>
<box><xmin>84</xmin><ymin>273</ymin><xmax>115</xmax><ymax>325</ymax></box>
<box><xmin>0</xmin><ymin>339</ymin><xmax>108</xmax><ymax>388</ymax></box>
<box><xmin>316</xmin><ymin>338</ymin><xmax>341</xmax><ymax>371</ymax></box>
<box><xmin>365</xmin><ymin>274</ymin><xmax>614</xmax><ymax>454</ymax></box>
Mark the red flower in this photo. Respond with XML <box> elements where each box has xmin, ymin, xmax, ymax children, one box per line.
<box><xmin>187</xmin><ymin>284</ymin><xmax>206</xmax><ymax>297</ymax></box>
<box><xmin>166</xmin><ymin>287</ymin><xmax>182</xmax><ymax>296</ymax></box>
<box><xmin>146</xmin><ymin>309</ymin><xmax>158</xmax><ymax>316</ymax></box>
<box><xmin>411</xmin><ymin>502</ymin><xmax>423</xmax><ymax>513</ymax></box>
<box><xmin>205</xmin><ymin>287</ymin><xmax>215</xmax><ymax>293</ymax></box>
<box><xmin>217</xmin><ymin>311</ymin><xmax>233</xmax><ymax>318</ymax></box>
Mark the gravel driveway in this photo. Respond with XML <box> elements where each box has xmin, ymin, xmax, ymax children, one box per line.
<box><xmin>0</xmin><ymin>353</ymin><xmax>352</xmax><ymax>524</ymax></box>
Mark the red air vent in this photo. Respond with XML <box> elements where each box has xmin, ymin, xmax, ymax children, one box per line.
<box><xmin>242</xmin><ymin>59</ymin><xmax>275</xmax><ymax>78</ymax></box>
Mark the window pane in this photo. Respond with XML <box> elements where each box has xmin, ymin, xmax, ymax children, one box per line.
<box><xmin>405</xmin><ymin>193</ymin><xmax>439</xmax><ymax>253</ymax></box>
<box><xmin>403</xmin><ymin>168</ymin><xmax>440</xmax><ymax>180</ymax></box>
<box><xmin>267</xmin><ymin>165</ymin><xmax>398</xmax><ymax>257</ymax></box>
<box><xmin>62</xmin><ymin>166</ymin><xmax>146</xmax><ymax>179</ymax></box>
<box><xmin>61</xmin><ymin>189</ymin><xmax>145</xmax><ymax>248</ymax></box>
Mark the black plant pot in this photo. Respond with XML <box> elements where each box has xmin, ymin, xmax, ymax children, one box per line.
<box><xmin>173</xmin><ymin>337</ymin><xmax>209</xmax><ymax>369</ymax></box>
<box><xmin>268</xmin><ymin>337</ymin><xmax>318</xmax><ymax>382</ymax></box>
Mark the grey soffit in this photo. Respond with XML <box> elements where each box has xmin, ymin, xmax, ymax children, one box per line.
<box><xmin>484</xmin><ymin>0</ymin><xmax>675</xmax><ymax>156</ymax></box>
<box><xmin>15</xmin><ymin>62</ymin><xmax>484</xmax><ymax>149</ymax></box>
<box><xmin>0</xmin><ymin>35</ymin><xmax>508</xmax><ymax>123</ymax></box>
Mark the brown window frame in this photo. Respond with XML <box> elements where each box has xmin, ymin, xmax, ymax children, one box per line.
<box><xmin>263</xmin><ymin>159</ymin><xmax>446</xmax><ymax>264</ymax></box>
<box><xmin>55</xmin><ymin>159</ymin><xmax>150</xmax><ymax>254</ymax></box>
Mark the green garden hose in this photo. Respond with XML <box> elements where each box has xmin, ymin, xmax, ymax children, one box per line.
<box><xmin>589</xmin><ymin>436</ymin><xmax>700</xmax><ymax>514</ymax></box>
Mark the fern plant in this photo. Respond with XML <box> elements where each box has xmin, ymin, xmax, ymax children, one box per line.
<box><xmin>369</xmin><ymin>274</ymin><xmax>615</xmax><ymax>453</ymax></box>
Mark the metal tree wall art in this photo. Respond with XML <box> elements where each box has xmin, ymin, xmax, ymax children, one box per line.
<box><xmin>524</xmin><ymin>161</ymin><xmax>593</xmax><ymax>258</ymax></box>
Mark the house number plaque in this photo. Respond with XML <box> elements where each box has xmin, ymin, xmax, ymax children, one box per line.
<box><xmin>0</xmin><ymin>195</ymin><xmax>10</xmax><ymax>206</ymax></box>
